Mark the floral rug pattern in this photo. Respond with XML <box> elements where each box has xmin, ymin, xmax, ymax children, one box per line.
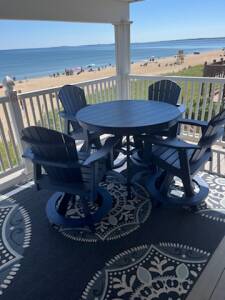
<box><xmin>0</xmin><ymin>195</ymin><xmax>31</xmax><ymax>296</ymax></box>
<box><xmin>59</xmin><ymin>178</ymin><xmax>152</xmax><ymax>242</ymax></box>
<box><xmin>82</xmin><ymin>243</ymin><xmax>210</xmax><ymax>300</ymax></box>
<box><xmin>198</xmin><ymin>172</ymin><xmax>225</xmax><ymax>223</ymax></box>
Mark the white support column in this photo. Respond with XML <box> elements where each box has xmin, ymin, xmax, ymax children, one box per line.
<box><xmin>114</xmin><ymin>21</ymin><xmax>131</xmax><ymax>100</ymax></box>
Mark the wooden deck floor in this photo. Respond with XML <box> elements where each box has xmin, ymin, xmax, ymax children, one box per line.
<box><xmin>187</xmin><ymin>235</ymin><xmax>225</xmax><ymax>300</ymax></box>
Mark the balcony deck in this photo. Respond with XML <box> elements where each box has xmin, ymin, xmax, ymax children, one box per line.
<box><xmin>0</xmin><ymin>170</ymin><xmax>225</xmax><ymax>300</ymax></box>
<box><xmin>0</xmin><ymin>74</ymin><xmax>225</xmax><ymax>299</ymax></box>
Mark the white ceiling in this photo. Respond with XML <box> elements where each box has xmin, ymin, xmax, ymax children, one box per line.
<box><xmin>0</xmin><ymin>0</ymin><xmax>141</xmax><ymax>23</ymax></box>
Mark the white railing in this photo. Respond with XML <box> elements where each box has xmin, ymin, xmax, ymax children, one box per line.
<box><xmin>17</xmin><ymin>76</ymin><xmax>118</xmax><ymax>132</ymax></box>
<box><xmin>0</xmin><ymin>76</ymin><xmax>118</xmax><ymax>183</ymax></box>
<box><xmin>129</xmin><ymin>74</ymin><xmax>225</xmax><ymax>176</ymax></box>
<box><xmin>0</xmin><ymin>95</ymin><xmax>23</xmax><ymax>178</ymax></box>
<box><xmin>129</xmin><ymin>74</ymin><xmax>225</xmax><ymax>123</ymax></box>
<box><xmin>0</xmin><ymin>74</ymin><xmax>225</xmax><ymax>190</ymax></box>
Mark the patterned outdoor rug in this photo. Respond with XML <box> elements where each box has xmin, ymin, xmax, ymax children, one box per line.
<box><xmin>60</xmin><ymin>177</ymin><xmax>152</xmax><ymax>242</ymax></box>
<box><xmin>1</xmin><ymin>172</ymin><xmax>225</xmax><ymax>300</ymax></box>
<box><xmin>0</xmin><ymin>195</ymin><xmax>31</xmax><ymax>297</ymax></box>
<box><xmin>198</xmin><ymin>172</ymin><xmax>225</xmax><ymax>222</ymax></box>
<box><xmin>82</xmin><ymin>243</ymin><xmax>210</xmax><ymax>300</ymax></box>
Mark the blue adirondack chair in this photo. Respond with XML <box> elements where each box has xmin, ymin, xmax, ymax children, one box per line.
<box><xmin>148</xmin><ymin>80</ymin><xmax>182</xmax><ymax>137</ymax></box>
<box><xmin>58</xmin><ymin>84</ymin><xmax>101</xmax><ymax>150</ymax></box>
<box><xmin>133</xmin><ymin>80</ymin><xmax>182</xmax><ymax>165</ymax></box>
<box><xmin>148</xmin><ymin>79</ymin><xmax>181</xmax><ymax>105</ymax></box>
<box><xmin>142</xmin><ymin>108</ymin><xmax>225</xmax><ymax>207</ymax></box>
<box><xmin>22</xmin><ymin>126</ymin><xmax>120</xmax><ymax>229</ymax></box>
<box><xmin>58</xmin><ymin>84</ymin><xmax>123</xmax><ymax>166</ymax></box>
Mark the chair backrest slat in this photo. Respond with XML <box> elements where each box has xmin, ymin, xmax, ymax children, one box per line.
<box><xmin>58</xmin><ymin>85</ymin><xmax>87</xmax><ymax>131</ymax></box>
<box><xmin>148</xmin><ymin>80</ymin><xmax>181</xmax><ymax>105</ymax></box>
<box><xmin>22</xmin><ymin>126</ymin><xmax>82</xmax><ymax>183</ymax></box>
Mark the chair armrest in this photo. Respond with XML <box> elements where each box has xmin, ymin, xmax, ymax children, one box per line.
<box><xmin>179</xmin><ymin>118</ymin><xmax>208</xmax><ymax>128</ymax></box>
<box><xmin>23</xmin><ymin>149</ymin><xmax>81</xmax><ymax>169</ymax></box>
<box><xmin>140</xmin><ymin>136</ymin><xmax>200</xmax><ymax>150</ymax></box>
<box><xmin>177</xmin><ymin>104</ymin><xmax>186</xmax><ymax>114</ymax></box>
<box><xmin>83</xmin><ymin>136</ymin><xmax>121</xmax><ymax>166</ymax></box>
<box><xmin>59</xmin><ymin>111</ymin><xmax>78</xmax><ymax>124</ymax></box>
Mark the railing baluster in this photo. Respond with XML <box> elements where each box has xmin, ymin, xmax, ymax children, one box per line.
<box><xmin>54</xmin><ymin>90</ymin><xmax>63</xmax><ymax>131</ymax></box>
<box><xmin>201</xmin><ymin>82</ymin><xmax>210</xmax><ymax>121</ymax></box>
<box><xmin>28</xmin><ymin>96</ymin><xmax>37</xmax><ymax>125</ymax></box>
<box><xmin>49</xmin><ymin>92</ymin><xmax>57</xmax><ymax>129</ymax></box>
<box><xmin>103</xmin><ymin>80</ymin><xmax>107</xmax><ymax>101</ymax></box>
<box><xmin>182</xmin><ymin>80</ymin><xmax>189</xmax><ymax>110</ymax></box>
<box><xmin>106</xmin><ymin>80</ymin><xmax>110</xmax><ymax>100</ymax></box>
<box><xmin>207</xmin><ymin>83</ymin><xmax>216</xmax><ymax>121</ymax></box>
<box><xmin>21</xmin><ymin>97</ymin><xmax>31</xmax><ymax>127</ymax></box>
<box><xmin>90</xmin><ymin>83</ymin><xmax>95</xmax><ymax>104</ymax></box>
<box><xmin>142</xmin><ymin>80</ymin><xmax>147</xmax><ymax>100</ymax></box>
<box><xmin>215</xmin><ymin>83</ymin><xmax>224</xmax><ymax>114</ymax></box>
<box><xmin>0</xmin><ymin>119</ymin><xmax>12</xmax><ymax>168</ymax></box>
<box><xmin>129</xmin><ymin>79</ymin><xmax>133</xmax><ymax>99</ymax></box>
<box><xmin>98</xmin><ymin>82</ymin><xmax>103</xmax><ymax>102</ymax></box>
<box><xmin>187</xmin><ymin>81</ymin><xmax>195</xmax><ymax>120</ymax></box>
<box><xmin>138</xmin><ymin>79</ymin><xmax>142</xmax><ymax>98</ymax></box>
<box><xmin>86</xmin><ymin>84</ymin><xmax>91</xmax><ymax>104</ymax></box>
<box><xmin>2</xmin><ymin>102</ymin><xmax>20</xmax><ymax>164</ymax></box>
<box><xmin>112</xmin><ymin>79</ymin><xmax>116</xmax><ymax>100</ymax></box>
<box><xmin>194</xmin><ymin>81</ymin><xmax>203</xmax><ymax>120</ymax></box>
<box><xmin>36</xmin><ymin>95</ymin><xmax>44</xmax><ymax>126</ymax></box>
<box><xmin>42</xmin><ymin>93</ymin><xmax>51</xmax><ymax>128</ymax></box>
<box><xmin>0</xmin><ymin>146</ymin><xmax>5</xmax><ymax>172</ymax></box>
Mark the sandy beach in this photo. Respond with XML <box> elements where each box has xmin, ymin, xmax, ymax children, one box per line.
<box><xmin>0</xmin><ymin>49</ymin><xmax>224</xmax><ymax>97</ymax></box>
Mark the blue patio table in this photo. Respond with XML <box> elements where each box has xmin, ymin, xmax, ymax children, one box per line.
<box><xmin>76</xmin><ymin>100</ymin><xmax>185</xmax><ymax>198</ymax></box>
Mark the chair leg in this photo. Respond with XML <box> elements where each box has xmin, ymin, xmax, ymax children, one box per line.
<box><xmin>155</xmin><ymin>170</ymin><xmax>167</xmax><ymax>189</ymax></box>
<box><xmin>57</xmin><ymin>193</ymin><xmax>72</xmax><ymax>216</ymax></box>
<box><xmin>133</xmin><ymin>136</ymin><xmax>144</xmax><ymax>157</ymax></box>
<box><xmin>92</xmin><ymin>136</ymin><xmax>102</xmax><ymax>149</ymax></box>
<box><xmin>182</xmin><ymin>175</ymin><xmax>195</xmax><ymax>197</ymax></box>
<box><xmin>81</xmin><ymin>196</ymin><xmax>95</xmax><ymax>231</ymax></box>
<box><xmin>169</xmin><ymin>123</ymin><xmax>179</xmax><ymax>137</ymax></box>
<box><xmin>159</xmin><ymin>172</ymin><xmax>174</xmax><ymax>196</ymax></box>
<box><xmin>142</xmin><ymin>139</ymin><xmax>153</xmax><ymax>165</ymax></box>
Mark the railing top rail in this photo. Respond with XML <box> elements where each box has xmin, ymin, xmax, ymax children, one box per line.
<box><xmin>129</xmin><ymin>74</ymin><xmax>225</xmax><ymax>83</ymax></box>
<box><xmin>0</xmin><ymin>95</ymin><xmax>9</xmax><ymax>104</ymax></box>
<box><xmin>17</xmin><ymin>76</ymin><xmax>118</xmax><ymax>98</ymax></box>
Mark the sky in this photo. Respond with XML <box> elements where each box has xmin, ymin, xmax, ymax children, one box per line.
<box><xmin>1</xmin><ymin>0</ymin><xmax>225</xmax><ymax>50</ymax></box>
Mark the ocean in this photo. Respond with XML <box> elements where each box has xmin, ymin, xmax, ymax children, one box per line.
<box><xmin>1</xmin><ymin>37</ymin><xmax>225</xmax><ymax>81</ymax></box>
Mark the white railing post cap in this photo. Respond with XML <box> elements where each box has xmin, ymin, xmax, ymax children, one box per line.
<box><xmin>3</xmin><ymin>76</ymin><xmax>15</xmax><ymax>95</ymax></box>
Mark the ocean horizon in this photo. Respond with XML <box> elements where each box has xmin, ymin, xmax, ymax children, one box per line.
<box><xmin>1</xmin><ymin>37</ymin><xmax>225</xmax><ymax>81</ymax></box>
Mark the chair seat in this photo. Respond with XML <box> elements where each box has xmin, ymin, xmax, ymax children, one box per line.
<box><xmin>71</xmin><ymin>129</ymin><xmax>100</xmax><ymax>141</ymax></box>
<box><xmin>78</xmin><ymin>151</ymin><xmax>89</xmax><ymax>161</ymax></box>
<box><xmin>152</xmin><ymin>145</ymin><xmax>194</xmax><ymax>170</ymax></box>
<box><xmin>78</xmin><ymin>151</ymin><xmax>107</xmax><ymax>186</ymax></box>
<box><xmin>38</xmin><ymin>151</ymin><xmax>107</xmax><ymax>192</ymax></box>
<box><xmin>71</xmin><ymin>128</ymin><xmax>86</xmax><ymax>140</ymax></box>
<box><xmin>39</xmin><ymin>175</ymin><xmax>87</xmax><ymax>195</ymax></box>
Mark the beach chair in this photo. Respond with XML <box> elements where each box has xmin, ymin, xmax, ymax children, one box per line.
<box><xmin>143</xmin><ymin>108</ymin><xmax>225</xmax><ymax>207</ymax></box>
<box><xmin>22</xmin><ymin>126</ymin><xmax>120</xmax><ymax>228</ymax></box>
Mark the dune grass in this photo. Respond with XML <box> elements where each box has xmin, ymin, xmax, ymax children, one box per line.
<box><xmin>166</xmin><ymin>65</ymin><xmax>204</xmax><ymax>77</ymax></box>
